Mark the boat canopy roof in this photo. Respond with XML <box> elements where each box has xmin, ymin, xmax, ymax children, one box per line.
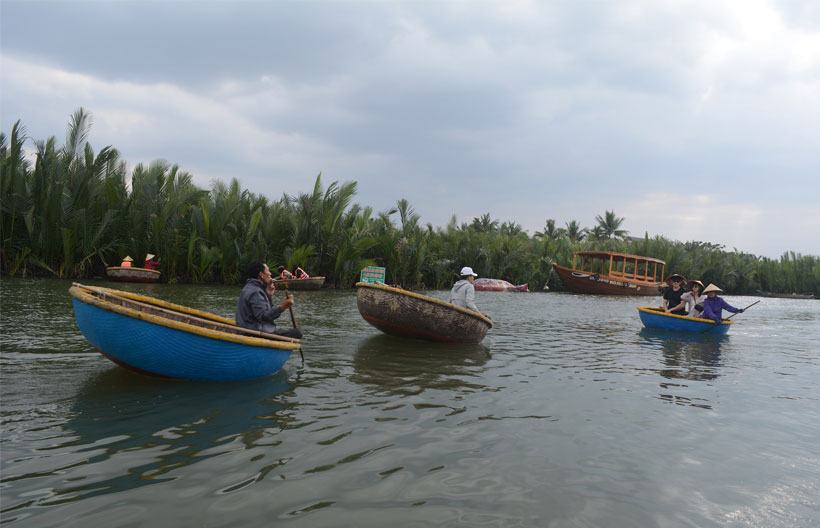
<box><xmin>573</xmin><ymin>251</ymin><xmax>665</xmax><ymax>265</ymax></box>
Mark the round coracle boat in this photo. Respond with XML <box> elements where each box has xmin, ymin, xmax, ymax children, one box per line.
<box><xmin>356</xmin><ymin>282</ymin><xmax>492</xmax><ymax>344</ymax></box>
<box><xmin>272</xmin><ymin>276</ymin><xmax>325</xmax><ymax>290</ymax></box>
<box><xmin>70</xmin><ymin>283</ymin><xmax>301</xmax><ymax>381</ymax></box>
<box><xmin>105</xmin><ymin>266</ymin><xmax>161</xmax><ymax>283</ymax></box>
<box><xmin>637</xmin><ymin>306</ymin><xmax>733</xmax><ymax>335</ymax></box>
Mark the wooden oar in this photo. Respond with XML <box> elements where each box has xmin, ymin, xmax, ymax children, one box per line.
<box><xmin>700</xmin><ymin>300</ymin><xmax>760</xmax><ymax>333</ymax></box>
<box><xmin>73</xmin><ymin>283</ymin><xmax>301</xmax><ymax>344</ymax></box>
<box><xmin>284</xmin><ymin>286</ymin><xmax>297</xmax><ymax>328</ymax></box>
<box><xmin>283</xmin><ymin>283</ymin><xmax>304</xmax><ymax>361</ymax></box>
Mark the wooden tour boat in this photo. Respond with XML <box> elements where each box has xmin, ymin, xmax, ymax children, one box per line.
<box><xmin>756</xmin><ymin>290</ymin><xmax>815</xmax><ymax>300</ymax></box>
<box><xmin>273</xmin><ymin>276</ymin><xmax>325</xmax><ymax>290</ymax></box>
<box><xmin>637</xmin><ymin>306</ymin><xmax>732</xmax><ymax>335</ymax></box>
<box><xmin>552</xmin><ymin>251</ymin><xmax>665</xmax><ymax>296</ymax></box>
<box><xmin>105</xmin><ymin>266</ymin><xmax>161</xmax><ymax>283</ymax></box>
<box><xmin>356</xmin><ymin>282</ymin><xmax>493</xmax><ymax>344</ymax></box>
<box><xmin>474</xmin><ymin>278</ymin><xmax>529</xmax><ymax>292</ymax></box>
<box><xmin>70</xmin><ymin>283</ymin><xmax>301</xmax><ymax>381</ymax></box>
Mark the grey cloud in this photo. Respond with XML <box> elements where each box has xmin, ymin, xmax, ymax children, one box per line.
<box><xmin>2</xmin><ymin>0</ymin><xmax>818</xmax><ymax>257</ymax></box>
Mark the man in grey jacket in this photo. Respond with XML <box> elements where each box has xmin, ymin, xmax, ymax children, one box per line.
<box><xmin>236</xmin><ymin>260</ymin><xmax>303</xmax><ymax>339</ymax></box>
<box><xmin>448</xmin><ymin>266</ymin><xmax>488</xmax><ymax>317</ymax></box>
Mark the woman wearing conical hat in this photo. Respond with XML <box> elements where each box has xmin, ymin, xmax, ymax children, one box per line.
<box><xmin>120</xmin><ymin>256</ymin><xmax>133</xmax><ymax>268</ymax></box>
<box><xmin>144</xmin><ymin>253</ymin><xmax>159</xmax><ymax>270</ymax></box>
<box><xmin>701</xmin><ymin>284</ymin><xmax>743</xmax><ymax>324</ymax></box>
<box><xmin>682</xmin><ymin>280</ymin><xmax>705</xmax><ymax>317</ymax></box>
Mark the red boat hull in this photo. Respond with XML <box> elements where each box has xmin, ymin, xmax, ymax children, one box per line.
<box><xmin>552</xmin><ymin>264</ymin><xmax>661</xmax><ymax>296</ymax></box>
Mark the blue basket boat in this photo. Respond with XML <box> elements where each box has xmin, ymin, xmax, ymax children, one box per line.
<box><xmin>637</xmin><ymin>306</ymin><xmax>732</xmax><ymax>335</ymax></box>
<box><xmin>70</xmin><ymin>283</ymin><xmax>301</xmax><ymax>381</ymax></box>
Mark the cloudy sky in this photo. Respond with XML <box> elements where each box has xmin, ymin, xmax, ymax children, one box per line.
<box><xmin>2</xmin><ymin>0</ymin><xmax>819</xmax><ymax>258</ymax></box>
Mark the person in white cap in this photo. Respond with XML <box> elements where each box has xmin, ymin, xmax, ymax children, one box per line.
<box><xmin>701</xmin><ymin>283</ymin><xmax>743</xmax><ymax>324</ymax></box>
<box><xmin>448</xmin><ymin>266</ymin><xmax>487</xmax><ymax>317</ymax></box>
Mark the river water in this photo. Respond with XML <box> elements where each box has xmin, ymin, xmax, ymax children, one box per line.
<box><xmin>1</xmin><ymin>278</ymin><xmax>818</xmax><ymax>527</ymax></box>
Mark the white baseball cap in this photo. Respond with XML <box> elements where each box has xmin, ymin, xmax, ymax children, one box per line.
<box><xmin>460</xmin><ymin>266</ymin><xmax>478</xmax><ymax>277</ymax></box>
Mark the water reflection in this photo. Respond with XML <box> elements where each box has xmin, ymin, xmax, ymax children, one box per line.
<box><xmin>639</xmin><ymin>328</ymin><xmax>728</xmax><ymax>382</ymax></box>
<box><xmin>17</xmin><ymin>368</ymin><xmax>292</xmax><ymax>508</ymax></box>
<box><xmin>351</xmin><ymin>334</ymin><xmax>490</xmax><ymax>396</ymax></box>
<box><xmin>638</xmin><ymin>328</ymin><xmax>729</xmax><ymax>409</ymax></box>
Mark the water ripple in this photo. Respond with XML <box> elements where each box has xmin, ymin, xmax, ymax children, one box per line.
<box><xmin>2</xmin><ymin>281</ymin><xmax>819</xmax><ymax>527</ymax></box>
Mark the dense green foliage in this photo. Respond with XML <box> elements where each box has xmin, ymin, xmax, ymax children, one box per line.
<box><xmin>2</xmin><ymin>111</ymin><xmax>819</xmax><ymax>295</ymax></box>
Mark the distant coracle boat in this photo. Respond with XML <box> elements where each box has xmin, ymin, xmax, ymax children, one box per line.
<box><xmin>474</xmin><ymin>278</ymin><xmax>529</xmax><ymax>292</ymax></box>
<box><xmin>105</xmin><ymin>266</ymin><xmax>161</xmax><ymax>283</ymax></box>
<box><xmin>70</xmin><ymin>283</ymin><xmax>301</xmax><ymax>381</ymax></box>
<box><xmin>637</xmin><ymin>306</ymin><xmax>732</xmax><ymax>335</ymax></box>
<box><xmin>553</xmin><ymin>251</ymin><xmax>665</xmax><ymax>296</ymax></box>
<box><xmin>756</xmin><ymin>290</ymin><xmax>815</xmax><ymax>300</ymax></box>
<box><xmin>356</xmin><ymin>282</ymin><xmax>493</xmax><ymax>343</ymax></box>
<box><xmin>273</xmin><ymin>276</ymin><xmax>325</xmax><ymax>290</ymax></box>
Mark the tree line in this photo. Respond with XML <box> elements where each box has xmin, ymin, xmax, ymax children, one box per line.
<box><xmin>2</xmin><ymin>110</ymin><xmax>818</xmax><ymax>295</ymax></box>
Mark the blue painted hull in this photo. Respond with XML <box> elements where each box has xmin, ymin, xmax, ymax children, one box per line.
<box><xmin>72</xmin><ymin>299</ymin><xmax>293</xmax><ymax>381</ymax></box>
<box><xmin>637</xmin><ymin>307</ymin><xmax>731</xmax><ymax>335</ymax></box>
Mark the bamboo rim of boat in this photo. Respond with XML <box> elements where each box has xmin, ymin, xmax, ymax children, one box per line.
<box><xmin>70</xmin><ymin>283</ymin><xmax>302</xmax><ymax>350</ymax></box>
<box><xmin>356</xmin><ymin>282</ymin><xmax>493</xmax><ymax>327</ymax></box>
<box><xmin>105</xmin><ymin>266</ymin><xmax>161</xmax><ymax>275</ymax></box>
<box><xmin>637</xmin><ymin>306</ymin><xmax>733</xmax><ymax>325</ymax></box>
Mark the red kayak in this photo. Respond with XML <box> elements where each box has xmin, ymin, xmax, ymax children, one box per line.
<box><xmin>474</xmin><ymin>278</ymin><xmax>528</xmax><ymax>292</ymax></box>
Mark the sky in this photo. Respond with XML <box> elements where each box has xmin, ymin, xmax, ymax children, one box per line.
<box><xmin>2</xmin><ymin>0</ymin><xmax>819</xmax><ymax>258</ymax></box>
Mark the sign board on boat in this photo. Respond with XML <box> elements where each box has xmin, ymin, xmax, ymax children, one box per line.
<box><xmin>360</xmin><ymin>266</ymin><xmax>386</xmax><ymax>284</ymax></box>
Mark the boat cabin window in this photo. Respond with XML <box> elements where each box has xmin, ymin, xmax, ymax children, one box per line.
<box><xmin>573</xmin><ymin>252</ymin><xmax>664</xmax><ymax>283</ymax></box>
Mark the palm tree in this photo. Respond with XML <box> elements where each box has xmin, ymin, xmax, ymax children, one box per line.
<box><xmin>1</xmin><ymin>121</ymin><xmax>32</xmax><ymax>274</ymax></box>
<box><xmin>499</xmin><ymin>221</ymin><xmax>524</xmax><ymax>236</ymax></box>
<box><xmin>594</xmin><ymin>210</ymin><xmax>628</xmax><ymax>239</ymax></box>
<box><xmin>471</xmin><ymin>213</ymin><xmax>498</xmax><ymax>233</ymax></box>
<box><xmin>535</xmin><ymin>219</ymin><xmax>565</xmax><ymax>241</ymax></box>
<box><xmin>565</xmin><ymin>220</ymin><xmax>586</xmax><ymax>243</ymax></box>
<box><xmin>289</xmin><ymin>173</ymin><xmax>358</xmax><ymax>280</ymax></box>
<box><xmin>5</xmin><ymin>115</ymin><xmax>818</xmax><ymax>293</ymax></box>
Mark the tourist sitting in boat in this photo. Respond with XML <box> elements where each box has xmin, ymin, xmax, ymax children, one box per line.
<box><xmin>120</xmin><ymin>256</ymin><xmax>133</xmax><ymax>268</ymax></box>
<box><xmin>448</xmin><ymin>266</ymin><xmax>488</xmax><ymax>317</ymax></box>
<box><xmin>701</xmin><ymin>284</ymin><xmax>743</xmax><ymax>324</ymax></box>
<box><xmin>663</xmin><ymin>274</ymin><xmax>688</xmax><ymax>315</ymax></box>
<box><xmin>681</xmin><ymin>280</ymin><xmax>705</xmax><ymax>317</ymax></box>
<box><xmin>143</xmin><ymin>253</ymin><xmax>159</xmax><ymax>270</ymax></box>
<box><xmin>237</xmin><ymin>260</ymin><xmax>303</xmax><ymax>339</ymax></box>
<box><xmin>277</xmin><ymin>265</ymin><xmax>294</xmax><ymax>279</ymax></box>
<box><xmin>293</xmin><ymin>266</ymin><xmax>310</xmax><ymax>279</ymax></box>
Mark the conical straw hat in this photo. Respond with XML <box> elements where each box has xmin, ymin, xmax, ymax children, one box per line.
<box><xmin>703</xmin><ymin>283</ymin><xmax>723</xmax><ymax>294</ymax></box>
<box><xmin>123</xmin><ymin>256</ymin><xmax>134</xmax><ymax>262</ymax></box>
<box><xmin>145</xmin><ymin>254</ymin><xmax>155</xmax><ymax>260</ymax></box>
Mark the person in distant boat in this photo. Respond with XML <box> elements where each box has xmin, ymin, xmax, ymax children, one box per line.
<box><xmin>448</xmin><ymin>266</ymin><xmax>488</xmax><ymax>317</ymax></box>
<box><xmin>277</xmin><ymin>265</ymin><xmax>294</xmax><ymax>279</ymax></box>
<box><xmin>701</xmin><ymin>283</ymin><xmax>743</xmax><ymax>324</ymax></box>
<box><xmin>143</xmin><ymin>253</ymin><xmax>159</xmax><ymax>270</ymax></box>
<box><xmin>120</xmin><ymin>256</ymin><xmax>133</xmax><ymax>268</ymax></box>
<box><xmin>237</xmin><ymin>260</ymin><xmax>302</xmax><ymax>339</ymax></box>
<box><xmin>293</xmin><ymin>266</ymin><xmax>310</xmax><ymax>279</ymax></box>
<box><xmin>681</xmin><ymin>280</ymin><xmax>705</xmax><ymax>317</ymax></box>
<box><xmin>663</xmin><ymin>274</ymin><xmax>688</xmax><ymax>315</ymax></box>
